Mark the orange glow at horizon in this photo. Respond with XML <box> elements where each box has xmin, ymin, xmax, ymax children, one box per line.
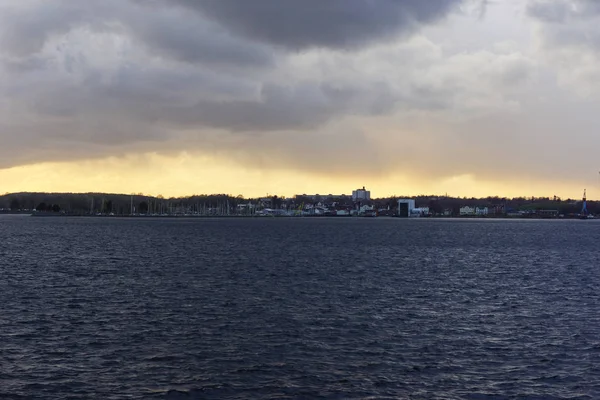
<box><xmin>0</xmin><ymin>153</ymin><xmax>596</xmax><ymax>200</ymax></box>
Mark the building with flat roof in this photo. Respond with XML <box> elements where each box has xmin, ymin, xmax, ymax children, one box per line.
<box><xmin>352</xmin><ymin>187</ymin><xmax>371</xmax><ymax>202</ymax></box>
<box><xmin>397</xmin><ymin>199</ymin><xmax>416</xmax><ymax>217</ymax></box>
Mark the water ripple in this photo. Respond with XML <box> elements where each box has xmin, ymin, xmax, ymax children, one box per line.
<box><xmin>1</xmin><ymin>216</ymin><xmax>600</xmax><ymax>399</ymax></box>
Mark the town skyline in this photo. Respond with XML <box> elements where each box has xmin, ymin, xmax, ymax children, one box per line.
<box><xmin>2</xmin><ymin>188</ymin><xmax>594</xmax><ymax>219</ymax></box>
<box><xmin>1</xmin><ymin>185</ymin><xmax>596</xmax><ymax>203</ymax></box>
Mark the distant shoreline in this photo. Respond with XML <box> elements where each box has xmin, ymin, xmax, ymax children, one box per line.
<box><xmin>14</xmin><ymin>212</ymin><xmax>594</xmax><ymax>221</ymax></box>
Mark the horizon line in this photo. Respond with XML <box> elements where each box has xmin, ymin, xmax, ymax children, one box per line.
<box><xmin>0</xmin><ymin>191</ymin><xmax>592</xmax><ymax>202</ymax></box>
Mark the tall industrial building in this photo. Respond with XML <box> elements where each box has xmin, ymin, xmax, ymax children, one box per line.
<box><xmin>352</xmin><ymin>186</ymin><xmax>371</xmax><ymax>202</ymax></box>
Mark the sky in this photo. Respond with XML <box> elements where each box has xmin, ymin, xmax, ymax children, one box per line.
<box><xmin>1</xmin><ymin>0</ymin><xmax>600</xmax><ymax>199</ymax></box>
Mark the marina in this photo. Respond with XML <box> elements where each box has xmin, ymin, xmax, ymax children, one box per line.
<box><xmin>2</xmin><ymin>186</ymin><xmax>593</xmax><ymax>220</ymax></box>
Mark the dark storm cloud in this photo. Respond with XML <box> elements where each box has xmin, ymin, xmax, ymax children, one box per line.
<box><xmin>169</xmin><ymin>0</ymin><xmax>464</xmax><ymax>49</ymax></box>
<box><xmin>2</xmin><ymin>0</ymin><xmax>464</xmax><ymax>63</ymax></box>
<box><xmin>123</xmin><ymin>8</ymin><xmax>276</xmax><ymax>68</ymax></box>
<box><xmin>0</xmin><ymin>0</ymin><xmax>274</xmax><ymax>68</ymax></box>
<box><xmin>168</xmin><ymin>84</ymin><xmax>333</xmax><ymax>131</ymax></box>
<box><xmin>1</xmin><ymin>0</ymin><xmax>512</xmax><ymax>175</ymax></box>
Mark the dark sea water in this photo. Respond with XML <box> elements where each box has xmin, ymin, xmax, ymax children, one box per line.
<box><xmin>1</xmin><ymin>216</ymin><xmax>600</xmax><ymax>399</ymax></box>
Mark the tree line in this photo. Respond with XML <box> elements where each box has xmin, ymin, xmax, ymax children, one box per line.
<box><xmin>0</xmin><ymin>192</ymin><xmax>594</xmax><ymax>216</ymax></box>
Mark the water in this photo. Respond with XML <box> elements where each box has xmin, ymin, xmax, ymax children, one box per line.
<box><xmin>1</xmin><ymin>216</ymin><xmax>600</xmax><ymax>399</ymax></box>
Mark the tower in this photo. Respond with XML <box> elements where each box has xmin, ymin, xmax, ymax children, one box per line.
<box><xmin>582</xmin><ymin>189</ymin><xmax>588</xmax><ymax>215</ymax></box>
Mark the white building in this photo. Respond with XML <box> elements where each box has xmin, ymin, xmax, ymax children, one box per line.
<box><xmin>411</xmin><ymin>207</ymin><xmax>430</xmax><ymax>217</ymax></box>
<box><xmin>398</xmin><ymin>199</ymin><xmax>416</xmax><ymax>217</ymax></box>
<box><xmin>359</xmin><ymin>204</ymin><xmax>374</xmax><ymax>213</ymax></box>
<box><xmin>476</xmin><ymin>207</ymin><xmax>489</xmax><ymax>216</ymax></box>
<box><xmin>460</xmin><ymin>206</ymin><xmax>475</xmax><ymax>216</ymax></box>
<box><xmin>352</xmin><ymin>186</ymin><xmax>371</xmax><ymax>202</ymax></box>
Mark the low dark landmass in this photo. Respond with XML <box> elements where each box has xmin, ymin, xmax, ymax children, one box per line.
<box><xmin>0</xmin><ymin>192</ymin><xmax>594</xmax><ymax>218</ymax></box>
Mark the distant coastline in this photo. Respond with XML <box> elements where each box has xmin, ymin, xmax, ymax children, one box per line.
<box><xmin>1</xmin><ymin>191</ymin><xmax>595</xmax><ymax>220</ymax></box>
<box><xmin>20</xmin><ymin>213</ymin><xmax>596</xmax><ymax>221</ymax></box>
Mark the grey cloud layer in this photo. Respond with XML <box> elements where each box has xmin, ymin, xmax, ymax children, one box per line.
<box><xmin>528</xmin><ymin>0</ymin><xmax>600</xmax><ymax>95</ymax></box>
<box><xmin>0</xmin><ymin>0</ymin><xmax>275</xmax><ymax>67</ymax></box>
<box><xmin>1</xmin><ymin>0</ymin><xmax>568</xmax><ymax>185</ymax></box>
<box><xmin>529</xmin><ymin>0</ymin><xmax>600</xmax><ymax>22</ymax></box>
<box><xmin>169</xmin><ymin>0</ymin><xmax>463</xmax><ymax>49</ymax></box>
<box><xmin>0</xmin><ymin>1</ymin><xmax>470</xmax><ymax>161</ymax></box>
